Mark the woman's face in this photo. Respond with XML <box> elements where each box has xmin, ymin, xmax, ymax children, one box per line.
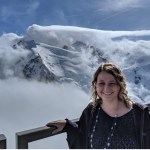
<box><xmin>95</xmin><ymin>71</ymin><xmax>120</xmax><ymax>102</ymax></box>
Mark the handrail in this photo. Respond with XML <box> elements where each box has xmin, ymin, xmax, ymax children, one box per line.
<box><xmin>16</xmin><ymin>126</ymin><xmax>61</xmax><ymax>149</ymax></box>
<box><xmin>16</xmin><ymin>118</ymin><xmax>79</xmax><ymax>149</ymax></box>
<box><xmin>0</xmin><ymin>134</ymin><xmax>7</xmax><ymax>149</ymax></box>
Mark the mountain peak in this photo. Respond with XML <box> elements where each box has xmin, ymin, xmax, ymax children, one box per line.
<box><xmin>1</xmin><ymin>25</ymin><xmax>150</xmax><ymax>102</ymax></box>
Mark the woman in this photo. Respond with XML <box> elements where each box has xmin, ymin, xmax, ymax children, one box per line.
<box><xmin>46</xmin><ymin>62</ymin><xmax>150</xmax><ymax>149</ymax></box>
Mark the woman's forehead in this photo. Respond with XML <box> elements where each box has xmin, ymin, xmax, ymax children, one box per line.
<box><xmin>97</xmin><ymin>71</ymin><xmax>116</xmax><ymax>81</ymax></box>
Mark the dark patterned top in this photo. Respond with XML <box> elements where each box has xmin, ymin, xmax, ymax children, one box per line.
<box><xmin>91</xmin><ymin>108</ymin><xmax>138</xmax><ymax>149</ymax></box>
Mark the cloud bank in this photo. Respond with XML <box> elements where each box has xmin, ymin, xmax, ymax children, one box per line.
<box><xmin>0</xmin><ymin>79</ymin><xmax>89</xmax><ymax>148</ymax></box>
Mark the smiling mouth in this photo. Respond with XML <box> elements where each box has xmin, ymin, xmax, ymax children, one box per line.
<box><xmin>103</xmin><ymin>92</ymin><xmax>113</xmax><ymax>95</ymax></box>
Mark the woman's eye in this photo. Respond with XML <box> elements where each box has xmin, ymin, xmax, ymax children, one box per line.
<box><xmin>109</xmin><ymin>83</ymin><xmax>117</xmax><ymax>86</ymax></box>
<box><xmin>98</xmin><ymin>83</ymin><xmax>105</xmax><ymax>86</ymax></box>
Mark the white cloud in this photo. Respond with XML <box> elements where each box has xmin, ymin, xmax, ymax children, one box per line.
<box><xmin>0</xmin><ymin>33</ymin><xmax>29</xmax><ymax>78</ymax></box>
<box><xmin>0</xmin><ymin>79</ymin><xmax>89</xmax><ymax>148</ymax></box>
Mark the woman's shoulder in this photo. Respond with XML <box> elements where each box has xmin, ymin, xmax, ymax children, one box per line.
<box><xmin>82</xmin><ymin>101</ymin><xmax>100</xmax><ymax>117</ymax></box>
<box><xmin>83</xmin><ymin>101</ymin><xmax>93</xmax><ymax>111</ymax></box>
<box><xmin>133</xmin><ymin>102</ymin><xmax>150</xmax><ymax>114</ymax></box>
<box><xmin>133</xmin><ymin>102</ymin><xmax>150</xmax><ymax>110</ymax></box>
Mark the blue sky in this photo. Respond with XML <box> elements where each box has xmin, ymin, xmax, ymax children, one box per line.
<box><xmin>0</xmin><ymin>0</ymin><xmax>150</xmax><ymax>35</ymax></box>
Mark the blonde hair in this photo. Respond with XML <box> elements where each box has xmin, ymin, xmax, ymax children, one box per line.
<box><xmin>91</xmin><ymin>62</ymin><xmax>133</xmax><ymax>109</ymax></box>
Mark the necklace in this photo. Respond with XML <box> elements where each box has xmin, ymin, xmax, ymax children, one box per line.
<box><xmin>90</xmin><ymin>106</ymin><xmax>118</xmax><ymax>149</ymax></box>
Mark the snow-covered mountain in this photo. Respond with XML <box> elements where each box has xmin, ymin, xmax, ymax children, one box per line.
<box><xmin>1</xmin><ymin>24</ymin><xmax>150</xmax><ymax>148</ymax></box>
<box><xmin>1</xmin><ymin>24</ymin><xmax>150</xmax><ymax>103</ymax></box>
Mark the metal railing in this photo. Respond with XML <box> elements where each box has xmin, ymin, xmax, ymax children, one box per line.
<box><xmin>0</xmin><ymin>134</ymin><xmax>7</xmax><ymax>149</ymax></box>
<box><xmin>16</xmin><ymin>126</ymin><xmax>62</xmax><ymax>149</ymax></box>
<box><xmin>16</xmin><ymin>119</ymin><xmax>79</xmax><ymax>149</ymax></box>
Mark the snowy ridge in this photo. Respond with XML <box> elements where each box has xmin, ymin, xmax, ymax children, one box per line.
<box><xmin>1</xmin><ymin>24</ymin><xmax>150</xmax><ymax>102</ymax></box>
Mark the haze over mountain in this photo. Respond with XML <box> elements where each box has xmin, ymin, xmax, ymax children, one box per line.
<box><xmin>1</xmin><ymin>24</ymin><xmax>150</xmax><ymax>148</ymax></box>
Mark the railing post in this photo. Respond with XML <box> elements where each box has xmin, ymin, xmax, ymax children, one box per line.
<box><xmin>16</xmin><ymin>133</ymin><xmax>28</xmax><ymax>149</ymax></box>
<box><xmin>0</xmin><ymin>134</ymin><xmax>7</xmax><ymax>149</ymax></box>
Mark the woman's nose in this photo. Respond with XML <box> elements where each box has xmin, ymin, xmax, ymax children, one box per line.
<box><xmin>103</xmin><ymin>85</ymin><xmax>111</xmax><ymax>92</ymax></box>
